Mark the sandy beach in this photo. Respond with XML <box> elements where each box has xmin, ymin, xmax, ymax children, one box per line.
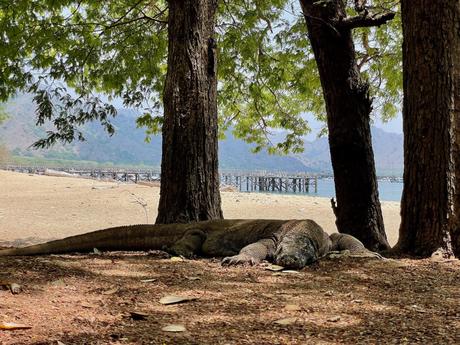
<box><xmin>0</xmin><ymin>170</ymin><xmax>401</xmax><ymax>246</ymax></box>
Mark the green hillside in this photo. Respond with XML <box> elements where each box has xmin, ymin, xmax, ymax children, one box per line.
<box><xmin>0</xmin><ymin>94</ymin><xmax>311</xmax><ymax>172</ymax></box>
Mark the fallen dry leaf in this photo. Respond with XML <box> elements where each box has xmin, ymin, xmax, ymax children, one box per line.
<box><xmin>0</xmin><ymin>282</ymin><xmax>21</xmax><ymax>294</ymax></box>
<box><xmin>265</xmin><ymin>264</ymin><xmax>284</xmax><ymax>272</ymax></box>
<box><xmin>162</xmin><ymin>324</ymin><xmax>186</xmax><ymax>332</ymax></box>
<box><xmin>170</xmin><ymin>256</ymin><xmax>184</xmax><ymax>262</ymax></box>
<box><xmin>159</xmin><ymin>295</ymin><xmax>197</xmax><ymax>305</ymax></box>
<box><xmin>274</xmin><ymin>317</ymin><xmax>297</xmax><ymax>325</ymax></box>
<box><xmin>284</xmin><ymin>304</ymin><xmax>301</xmax><ymax>311</ymax></box>
<box><xmin>140</xmin><ymin>278</ymin><xmax>156</xmax><ymax>283</ymax></box>
<box><xmin>81</xmin><ymin>302</ymin><xmax>97</xmax><ymax>309</ymax></box>
<box><xmin>130</xmin><ymin>311</ymin><xmax>149</xmax><ymax>320</ymax></box>
<box><xmin>282</xmin><ymin>270</ymin><xmax>300</xmax><ymax>274</ymax></box>
<box><xmin>9</xmin><ymin>283</ymin><xmax>21</xmax><ymax>294</ymax></box>
<box><xmin>102</xmin><ymin>288</ymin><xmax>119</xmax><ymax>295</ymax></box>
<box><xmin>327</xmin><ymin>316</ymin><xmax>341</xmax><ymax>322</ymax></box>
<box><xmin>0</xmin><ymin>322</ymin><xmax>32</xmax><ymax>330</ymax></box>
<box><xmin>50</xmin><ymin>279</ymin><xmax>65</xmax><ymax>287</ymax></box>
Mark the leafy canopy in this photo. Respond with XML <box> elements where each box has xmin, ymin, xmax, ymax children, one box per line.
<box><xmin>0</xmin><ymin>0</ymin><xmax>401</xmax><ymax>153</ymax></box>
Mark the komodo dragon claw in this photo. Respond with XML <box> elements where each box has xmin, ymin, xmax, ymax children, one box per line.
<box><xmin>221</xmin><ymin>254</ymin><xmax>259</xmax><ymax>266</ymax></box>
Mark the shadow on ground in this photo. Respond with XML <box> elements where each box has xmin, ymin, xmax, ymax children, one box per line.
<box><xmin>0</xmin><ymin>253</ymin><xmax>459</xmax><ymax>344</ymax></box>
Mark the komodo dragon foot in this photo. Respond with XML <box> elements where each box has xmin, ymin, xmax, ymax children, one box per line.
<box><xmin>221</xmin><ymin>254</ymin><xmax>260</xmax><ymax>266</ymax></box>
<box><xmin>328</xmin><ymin>233</ymin><xmax>385</xmax><ymax>260</ymax></box>
<box><xmin>325</xmin><ymin>249</ymin><xmax>384</xmax><ymax>260</ymax></box>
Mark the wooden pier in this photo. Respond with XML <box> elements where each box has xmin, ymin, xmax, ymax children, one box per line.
<box><xmin>1</xmin><ymin>165</ymin><xmax>319</xmax><ymax>194</ymax></box>
<box><xmin>1</xmin><ymin>165</ymin><xmax>162</xmax><ymax>183</ymax></box>
<box><xmin>220</xmin><ymin>172</ymin><xmax>318</xmax><ymax>193</ymax></box>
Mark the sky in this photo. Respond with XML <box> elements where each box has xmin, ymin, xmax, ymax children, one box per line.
<box><xmin>376</xmin><ymin>112</ymin><xmax>403</xmax><ymax>134</ymax></box>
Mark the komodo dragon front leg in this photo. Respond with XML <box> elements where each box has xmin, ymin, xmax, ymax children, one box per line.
<box><xmin>221</xmin><ymin>238</ymin><xmax>276</xmax><ymax>266</ymax></box>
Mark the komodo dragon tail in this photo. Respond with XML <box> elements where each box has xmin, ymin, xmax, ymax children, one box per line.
<box><xmin>0</xmin><ymin>224</ymin><xmax>185</xmax><ymax>256</ymax></box>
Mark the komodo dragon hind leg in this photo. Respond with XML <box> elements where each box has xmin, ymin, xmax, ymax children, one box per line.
<box><xmin>327</xmin><ymin>233</ymin><xmax>384</xmax><ymax>260</ymax></box>
<box><xmin>168</xmin><ymin>229</ymin><xmax>206</xmax><ymax>258</ymax></box>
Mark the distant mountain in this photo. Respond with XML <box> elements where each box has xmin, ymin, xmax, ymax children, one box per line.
<box><xmin>0</xmin><ymin>94</ymin><xmax>403</xmax><ymax>175</ymax></box>
<box><xmin>295</xmin><ymin>127</ymin><xmax>404</xmax><ymax>175</ymax></box>
<box><xmin>0</xmin><ymin>94</ymin><xmax>309</xmax><ymax>172</ymax></box>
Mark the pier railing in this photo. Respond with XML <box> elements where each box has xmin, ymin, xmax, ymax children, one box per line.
<box><xmin>220</xmin><ymin>173</ymin><xmax>318</xmax><ymax>193</ymax></box>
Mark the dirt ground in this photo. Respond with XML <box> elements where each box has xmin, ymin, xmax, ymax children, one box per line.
<box><xmin>0</xmin><ymin>171</ymin><xmax>459</xmax><ymax>345</ymax></box>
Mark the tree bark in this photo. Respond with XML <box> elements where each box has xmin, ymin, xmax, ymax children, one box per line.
<box><xmin>396</xmin><ymin>0</ymin><xmax>457</xmax><ymax>256</ymax></box>
<box><xmin>156</xmin><ymin>0</ymin><xmax>223</xmax><ymax>224</ymax></box>
<box><xmin>299</xmin><ymin>0</ymin><xmax>390</xmax><ymax>251</ymax></box>
<box><xmin>449</xmin><ymin>1</ymin><xmax>460</xmax><ymax>257</ymax></box>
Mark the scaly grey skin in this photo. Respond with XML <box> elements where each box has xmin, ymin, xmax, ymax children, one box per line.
<box><xmin>0</xmin><ymin>219</ymin><xmax>380</xmax><ymax>269</ymax></box>
<box><xmin>328</xmin><ymin>232</ymin><xmax>384</xmax><ymax>259</ymax></box>
<box><xmin>221</xmin><ymin>219</ymin><xmax>332</xmax><ymax>269</ymax></box>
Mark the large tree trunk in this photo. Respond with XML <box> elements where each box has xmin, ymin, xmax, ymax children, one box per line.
<box><xmin>156</xmin><ymin>0</ymin><xmax>223</xmax><ymax>224</ymax></box>
<box><xmin>449</xmin><ymin>1</ymin><xmax>460</xmax><ymax>257</ymax></box>
<box><xmin>299</xmin><ymin>0</ymin><xmax>390</xmax><ymax>251</ymax></box>
<box><xmin>396</xmin><ymin>0</ymin><xmax>458</xmax><ymax>256</ymax></box>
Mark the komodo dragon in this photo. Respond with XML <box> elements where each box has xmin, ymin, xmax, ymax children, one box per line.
<box><xmin>0</xmin><ymin>219</ymin><xmax>379</xmax><ymax>269</ymax></box>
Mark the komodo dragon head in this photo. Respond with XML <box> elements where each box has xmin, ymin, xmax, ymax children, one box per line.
<box><xmin>271</xmin><ymin>220</ymin><xmax>331</xmax><ymax>269</ymax></box>
<box><xmin>274</xmin><ymin>235</ymin><xmax>319</xmax><ymax>269</ymax></box>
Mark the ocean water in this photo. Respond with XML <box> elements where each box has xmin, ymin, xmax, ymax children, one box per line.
<box><xmin>307</xmin><ymin>179</ymin><xmax>403</xmax><ymax>202</ymax></box>
<box><xmin>238</xmin><ymin>178</ymin><xmax>403</xmax><ymax>202</ymax></box>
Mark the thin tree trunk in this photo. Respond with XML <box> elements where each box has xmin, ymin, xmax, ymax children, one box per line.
<box><xmin>156</xmin><ymin>0</ymin><xmax>223</xmax><ymax>224</ymax></box>
<box><xmin>396</xmin><ymin>0</ymin><xmax>457</xmax><ymax>256</ymax></box>
<box><xmin>299</xmin><ymin>0</ymin><xmax>390</xmax><ymax>251</ymax></box>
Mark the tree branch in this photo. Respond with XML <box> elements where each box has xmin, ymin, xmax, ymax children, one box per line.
<box><xmin>336</xmin><ymin>11</ymin><xmax>395</xmax><ymax>29</ymax></box>
<box><xmin>353</xmin><ymin>0</ymin><xmax>367</xmax><ymax>13</ymax></box>
<box><xmin>108</xmin><ymin>0</ymin><xmax>145</xmax><ymax>28</ymax></box>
